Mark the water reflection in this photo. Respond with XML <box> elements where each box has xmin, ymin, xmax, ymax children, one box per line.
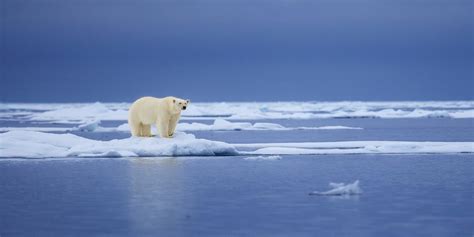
<box><xmin>126</xmin><ymin>157</ymin><xmax>189</xmax><ymax>235</ymax></box>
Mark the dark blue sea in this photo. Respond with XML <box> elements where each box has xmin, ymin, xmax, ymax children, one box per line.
<box><xmin>1</xmin><ymin>118</ymin><xmax>473</xmax><ymax>236</ymax></box>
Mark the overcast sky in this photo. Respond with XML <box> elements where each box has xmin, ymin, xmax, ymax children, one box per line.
<box><xmin>1</xmin><ymin>0</ymin><xmax>473</xmax><ymax>102</ymax></box>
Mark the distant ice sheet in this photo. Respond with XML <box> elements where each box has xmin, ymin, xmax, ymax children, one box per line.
<box><xmin>309</xmin><ymin>180</ymin><xmax>362</xmax><ymax>196</ymax></box>
<box><xmin>1</xmin><ymin>101</ymin><xmax>473</xmax><ymax>123</ymax></box>
<box><xmin>27</xmin><ymin>102</ymin><xmax>128</xmax><ymax>122</ymax></box>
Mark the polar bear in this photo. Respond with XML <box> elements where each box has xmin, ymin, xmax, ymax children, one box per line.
<box><xmin>128</xmin><ymin>96</ymin><xmax>190</xmax><ymax>138</ymax></box>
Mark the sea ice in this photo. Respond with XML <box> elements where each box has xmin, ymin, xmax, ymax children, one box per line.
<box><xmin>28</xmin><ymin>102</ymin><xmax>128</xmax><ymax>122</ymax></box>
<box><xmin>0</xmin><ymin>131</ymin><xmax>238</xmax><ymax>158</ymax></box>
<box><xmin>243</xmin><ymin>155</ymin><xmax>282</xmax><ymax>160</ymax></box>
<box><xmin>0</xmin><ymin>127</ymin><xmax>73</xmax><ymax>132</ymax></box>
<box><xmin>0</xmin><ymin>120</ymin><xmax>113</xmax><ymax>133</ymax></box>
<box><xmin>2</xmin><ymin>101</ymin><xmax>473</xmax><ymax>123</ymax></box>
<box><xmin>309</xmin><ymin>180</ymin><xmax>362</xmax><ymax>196</ymax></box>
<box><xmin>1</xmin><ymin>130</ymin><xmax>472</xmax><ymax>159</ymax></box>
<box><xmin>75</xmin><ymin>120</ymin><xmax>102</xmax><ymax>132</ymax></box>
<box><xmin>113</xmin><ymin>119</ymin><xmax>363</xmax><ymax>132</ymax></box>
<box><xmin>235</xmin><ymin>141</ymin><xmax>474</xmax><ymax>155</ymax></box>
<box><xmin>0</xmin><ymin>119</ymin><xmax>363</xmax><ymax>133</ymax></box>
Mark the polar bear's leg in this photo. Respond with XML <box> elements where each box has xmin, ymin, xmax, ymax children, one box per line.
<box><xmin>129</xmin><ymin>119</ymin><xmax>140</xmax><ymax>137</ymax></box>
<box><xmin>157</xmin><ymin>120</ymin><xmax>170</xmax><ymax>138</ymax></box>
<box><xmin>137</xmin><ymin>123</ymin><xmax>144</xmax><ymax>137</ymax></box>
<box><xmin>168</xmin><ymin>115</ymin><xmax>179</xmax><ymax>137</ymax></box>
<box><xmin>141</xmin><ymin>124</ymin><xmax>151</xmax><ymax>137</ymax></box>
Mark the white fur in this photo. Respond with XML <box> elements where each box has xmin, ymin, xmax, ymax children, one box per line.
<box><xmin>128</xmin><ymin>96</ymin><xmax>190</xmax><ymax>138</ymax></box>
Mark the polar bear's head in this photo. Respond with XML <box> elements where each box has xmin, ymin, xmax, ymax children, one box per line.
<box><xmin>172</xmin><ymin>97</ymin><xmax>190</xmax><ymax>112</ymax></box>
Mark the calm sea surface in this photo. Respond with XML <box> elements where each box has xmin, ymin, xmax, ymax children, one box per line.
<box><xmin>0</xmin><ymin>118</ymin><xmax>473</xmax><ymax>236</ymax></box>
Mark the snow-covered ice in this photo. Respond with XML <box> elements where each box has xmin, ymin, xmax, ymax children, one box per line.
<box><xmin>115</xmin><ymin>119</ymin><xmax>362</xmax><ymax>133</ymax></box>
<box><xmin>172</xmin><ymin>119</ymin><xmax>361</xmax><ymax>131</ymax></box>
<box><xmin>1</xmin><ymin>101</ymin><xmax>473</xmax><ymax>123</ymax></box>
<box><xmin>309</xmin><ymin>180</ymin><xmax>362</xmax><ymax>196</ymax></box>
<box><xmin>0</xmin><ymin>131</ymin><xmax>238</xmax><ymax>158</ymax></box>
<box><xmin>243</xmin><ymin>155</ymin><xmax>282</xmax><ymax>160</ymax></box>
<box><xmin>308</xmin><ymin>126</ymin><xmax>363</xmax><ymax>130</ymax></box>
<box><xmin>26</xmin><ymin>102</ymin><xmax>128</xmax><ymax>122</ymax></box>
<box><xmin>0</xmin><ymin>127</ymin><xmax>73</xmax><ymax>132</ymax></box>
<box><xmin>75</xmin><ymin>120</ymin><xmax>102</xmax><ymax>132</ymax></box>
<box><xmin>0</xmin><ymin>119</ymin><xmax>362</xmax><ymax>133</ymax></box>
<box><xmin>0</xmin><ymin>130</ymin><xmax>472</xmax><ymax>158</ymax></box>
<box><xmin>0</xmin><ymin>120</ymin><xmax>114</xmax><ymax>133</ymax></box>
<box><xmin>236</xmin><ymin>141</ymin><xmax>474</xmax><ymax>155</ymax></box>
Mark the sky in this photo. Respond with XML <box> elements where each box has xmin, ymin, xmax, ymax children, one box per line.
<box><xmin>1</xmin><ymin>0</ymin><xmax>473</xmax><ymax>102</ymax></box>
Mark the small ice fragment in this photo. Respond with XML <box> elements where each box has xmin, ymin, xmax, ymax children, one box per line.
<box><xmin>309</xmin><ymin>180</ymin><xmax>362</xmax><ymax>196</ymax></box>
<box><xmin>76</xmin><ymin>120</ymin><xmax>101</xmax><ymax>132</ymax></box>
<box><xmin>243</xmin><ymin>155</ymin><xmax>282</xmax><ymax>160</ymax></box>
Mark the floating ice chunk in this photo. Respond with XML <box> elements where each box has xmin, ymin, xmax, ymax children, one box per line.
<box><xmin>243</xmin><ymin>155</ymin><xmax>282</xmax><ymax>160</ymax></box>
<box><xmin>309</xmin><ymin>180</ymin><xmax>362</xmax><ymax>196</ymax></box>
<box><xmin>67</xmin><ymin>133</ymin><xmax>238</xmax><ymax>157</ymax></box>
<box><xmin>76</xmin><ymin>150</ymin><xmax>138</xmax><ymax>158</ymax></box>
<box><xmin>251</xmin><ymin>123</ymin><xmax>287</xmax><ymax>130</ymax></box>
<box><xmin>450</xmin><ymin>109</ymin><xmax>474</xmax><ymax>118</ymax></box>
<box><xmin>211</xmin><ymin>118</ymin><xmax>253</xmax><ymax>130</ymax></box>
<box><xmin>0</xmin><ymin>131</ymin><xmax>238</xmax><ymax>158</ymax></box>
<box><xmin>75</xmin><ymin>120</ymin><xmax>101</xmax><ymax>132</ymax></box>
<box><xmin>236</xmin><ymin>141</ymin><xmax>474</xmax><ymax>155</ymax></box>
<box><xmin>306</xmin><ymin>126</ymin><xmax>363</xmax><ymax>130</ymax></box>
<box><xmin>0</xmin><ymin>131</ymin><xmax>93</xmax><ymax>158</ymax></box>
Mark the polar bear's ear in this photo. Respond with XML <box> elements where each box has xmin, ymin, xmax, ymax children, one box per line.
<box><xmin>186</xmin><ymin>99</ymin><xmax>191</xmax><ymax>103</ymax></box>
<box><xmin>173</xmin><ymin>99</ymin><xmax>176</xmax><ymax>103</ymax></box>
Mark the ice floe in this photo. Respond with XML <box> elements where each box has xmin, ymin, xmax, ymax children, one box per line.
<box><xmin>235</xmin><ymin>141</ymin><xmax>474</xmax><ymax>155</ymax></box>
<box><xmin>309</xmin><ymin>180</ymin><xmax>362</xmax><ymax>196</ymax></box>
<box><xmin>0</xmin><ymin>130</ymin><xmax>472</xmax><ymax>159</ymax></box>
<box><xmin>0</xmin><ymin>131</ymin><xmax>238</xmax><ymax>158</ymax></box>
<box><xmin>75</xmin><ymin>120</ymin><xmax>102</xmax><ymax>132</ymax></box>
<box><xmin>0</xmin><ymin>120</ymin><xmax>363</xmax><ymax>133</ymax></box>
<box><xmin>0</xmin><ymin>127</ymin><xmax>73</xmax><ymax>132</ymax></box>
<box><xmin>1</xmin><ymin>101</ymin><xmax>473</xmax><ymax>123</ymax></box>
<box><xmin>0</xmin><ymin>120</ymin><xmax>114</xmax><ymax>133</ymax></box>
<box><xmin>243</xmin><ymin>155</ymin><xmax>282</xmax><ymax>160</ymax></box>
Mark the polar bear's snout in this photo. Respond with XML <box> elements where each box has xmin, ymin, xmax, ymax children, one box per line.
<box><xmin>182</xmin><ymin>106</ymin><xmax>187</xmax><ymax>110</ymax></box>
